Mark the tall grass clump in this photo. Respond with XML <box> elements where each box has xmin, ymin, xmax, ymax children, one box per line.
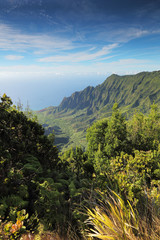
<box><xmin>86</xmin><ymin>191</ymin><xmax>160</xmax><ymax>240</ymax></box>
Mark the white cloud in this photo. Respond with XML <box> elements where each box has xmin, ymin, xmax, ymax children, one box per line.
<box><xmin>38</xmin><ymin>44</ymin><xmax>118</xmax><ymax>63</ymax></box>
<box><xmin>0</xmin><ymin>23</ymin><xmax>75</xmax><ymax>53</ymax></box>
<box><xmin>97</xmin><ymin>27</ymin><xmax>149</xmax><ymax>43</ymax></box>
<box><xmin>0</xmin><ymin>23</ymin><xmax>152</xmax><ymax>57</ymax></box>
<box><xmin>94</xmin><ymin>58</ymin><xmax>156</xmax><ymax>75</ymax></box>
<box><xmin>5</xmin><ymin>55</ymin><xmax>24</xmax><ymax>60</ymax></box>
<box><xmin>0</xmin><ymin>58</ymin><xmax>159</xmax><ymax>82</ymax></box>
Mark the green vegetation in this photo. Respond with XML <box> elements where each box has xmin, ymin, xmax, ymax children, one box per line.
<box><xmin>36</xmin><ymin>70</ymin><xmax>160</xmax><ymax>151</ymax></box>
<box><xmin>0</xmin><ymin>94</ymin><xmax>65</xmax><ymax>238</ymax></box>
<box><xmin>87</xmin><ymin>191</ymin><xmax>160</xmax><ymax>240</ymax></box>
<box><xmin>0</xmin><ymin>70</ymin><xmax>160</xmax><ymax>239</ymax></box>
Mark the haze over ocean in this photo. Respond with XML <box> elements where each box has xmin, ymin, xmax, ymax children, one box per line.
<box><xmin>1</xmin><ymin>73</ymin><xmax>105</xmax><ymax>110</ymax></box>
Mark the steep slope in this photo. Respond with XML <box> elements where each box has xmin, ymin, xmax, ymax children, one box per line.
<box><xmin>36</xmin><ymin>70</ymin><xmax>160</xmax><ymax>151</ymax></box>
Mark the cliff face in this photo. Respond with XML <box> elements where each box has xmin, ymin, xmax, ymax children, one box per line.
<box><xmin>57</xmin><ymin>71</ymin><xmax>160</xmax><ymax>114</ymax></box>
<box><xmin>37</xmin><ymin>70</ymin><xmax>160</xmax><ymax>150</ymax></box>
<box><xmin>58</xmin><ymin>86</ymin><xmax>95</xmax><ymax>111</ymax></box>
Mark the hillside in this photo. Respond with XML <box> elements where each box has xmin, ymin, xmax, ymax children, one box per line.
<box><xmin>36</xmin><ymin>70</ymin><xmax>160</xmax><ymax>151</ymax></box>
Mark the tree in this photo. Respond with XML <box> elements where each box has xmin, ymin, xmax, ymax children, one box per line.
<box><xmin>86</xmin><ymin>103</ymin><xmax>129</xmax><ymax>173</ymax></box>
<box><xmin>104</xmin><ymin>103</ymin><xmax>129</xmax><ymax>158</ymax></box>
<box><xmin>86</xmin><ymin>118</ymin><xmax>108</xmax><ymax>172</ymax></box>
<box><xmin>0</xmin><ymin>94</ymin><xmax>60</xmax><ymax>231</ymax></box>
<box><xmin>128</xmin><ymin>104</ymin><xmax>160</xmax><ymax>151</ymax></box>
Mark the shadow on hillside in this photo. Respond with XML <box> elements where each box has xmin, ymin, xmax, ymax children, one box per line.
<box><xmin>43</xmin><ymin>124</ymin><xmax>70</xmax><ymax>149</ymax></box>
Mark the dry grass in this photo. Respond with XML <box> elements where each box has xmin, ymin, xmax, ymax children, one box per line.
<box><xmin>86</xmin><ymin>192</ymin><xmax>160</xmax><ymax>240</ymax></box>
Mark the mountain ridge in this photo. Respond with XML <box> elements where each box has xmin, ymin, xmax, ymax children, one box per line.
<box><xmin>36</xmin><ymin>70</ymin><xmax>160</xmax><ymax>150</ymax></box>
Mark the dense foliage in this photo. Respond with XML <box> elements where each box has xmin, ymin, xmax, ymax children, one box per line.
<box><xmin>0</xmin><ymin>93</ymin><xmax>160</xmax><ymax>239</ymax></box>
<box><xmin>0</xmin><ymin>94</ymin><xmax>65</xmax><ymax>238</ymax></box>
<box><xmin>60</xmin><ymin>102</ymin><xmax>160</xmax><ymax>238</ymax></box>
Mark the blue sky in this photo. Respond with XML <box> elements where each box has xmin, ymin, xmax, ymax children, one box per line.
<box><xmin>0</xmin><ymin>0</ymin><xmax>160</xmax><ymax>109</ymax></box>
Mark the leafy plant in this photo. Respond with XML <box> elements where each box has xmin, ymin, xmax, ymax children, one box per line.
<box><xmin>86</xmin><ymin>191</ymin><xmax>160</xmax><ymax>240</ymax></box>
<box><xmin>0</xmin><ymin>209</ymin><xmax>28</xmax><ymax>240</ymax></box>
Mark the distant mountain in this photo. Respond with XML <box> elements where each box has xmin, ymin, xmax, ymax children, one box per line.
<box><xmin>36</xmin><ymin>70</ymin><xmax>160</xmax><ymax>151</ymax></box>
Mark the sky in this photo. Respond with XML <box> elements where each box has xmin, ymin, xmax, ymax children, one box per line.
<box><xmin>0</xmin><ymin>0</ymin><xmax>160</xmax><ymax>109</ymax></box>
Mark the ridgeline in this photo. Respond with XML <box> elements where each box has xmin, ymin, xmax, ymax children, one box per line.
<box><xmin>36</xmin><ymin>70</ymin><xmax>160</xmax><ymax>150</ymax></box>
